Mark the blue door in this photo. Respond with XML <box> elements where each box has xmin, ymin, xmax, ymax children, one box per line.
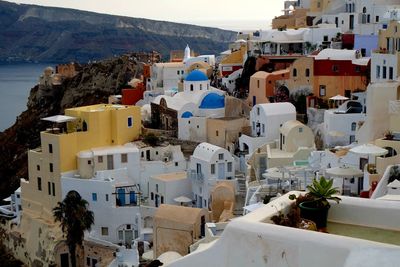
<box><xmin>129</xmin><ymin>191</ymin><xmax>137</xmax><ymax>205</ymax></box>
<box><xmin>117</xmin><ymin>188</ymin><xmax>126</xmax><ymax>206</ymax></box>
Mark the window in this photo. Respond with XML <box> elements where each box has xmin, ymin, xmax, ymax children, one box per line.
<box><xmin>92</xmin><ymin>193</ymin><xmax>97</xmax><ymax>201</ymax></box>
<box><xmin>151</xmin><ymin>192</ymin><xmax>154</xmax><ymax>200</ymax></box>
<box><xmin>127</xmin><ymin>116</ymin><xmax>133</xmax><ymax>128</ymax></box>
<box><xmin>257</xmin><ymin>107</ymin><xmax>260</xmax><ymax>115</ymax></box>
<box><xmin>332</xmin><ymin>65</ymin><xmax>339</xmax><ymax>72</ymax></box>
<box><xmin>88</xmin><ymin>160</ymin><xmax>91</xmax><ymax>165</ymax></box>
<box><xmin>101</xmin><ymin>227</ymin><xmax>109</xmax><ymax>236</ymax></box>
<box><xmin>360</xmin><ymin>48</ymin><xmax>366</xmax><ymax>57</ymax></box>
<box><xmin>227</xmin><ymin>162</ymin><xmax>232</xmax><ymax>172</ymax></box>
<box><xmin>319</xmin><ymin>85</ymin><xmax>326</xmax><ymax>96</ymax></box>
<box><xmin>190</xmin><ymin>84</ymin><xmax>194</xmax><ymax>91</ymax></box>
<box><xmin>216</xmin><ymin>130</ymin><xmax>219</xmax><ymax>137</ymax></box>
<box><xmin>175</xmin><ymin>162</ymin><xmax>178</xmax><ymax>167</ymax></box>
<box><xmin>98</xmin><ymin>156</ymin><xmax>103</xmax><ymax>163</ymax></box>
<box><xmin>389</xmin><ymin>67</ymin><xmax>394</xmax><ymax>80</ymax></box>
<box><xmin>257</xmin><ymin>80</ymin><xmax>260</xmax><ymax>88</ymax></box>
<box><xmin>87</xmin><ymin>257</ymin><xmax>91</xmax><ymax>266</ymax></box>
<box><xmin>383</xmin><ymin>66</ymin><xmax>387</xmax><ymax>79</ymax></box>
<box><xmin>218</xmin><ymin>153</ymin><xmax>224</xmax><ymax>160</ymax></box>
<box><xmin>118</xmin><ymin>230</ymin><xmax>123</xmax><ymax>240</ymax></box>
<box><xmin>200</xmin><ymin>84</ymin><xmax>203</xmax><ymax>90</ymax></box>
<box><xmin>177</xmin><ymin>70</ymin><xmax>180</xmax><ymax>75</ymax></box>
<box><xmin>49</xmin><ymin>163</ymin><xmax>53</xmax><ymax>172</ymax></box>
<box><xmin>121</xmin><ymin>153</ymin><xmax>128</xmax><ymax>163</ymax></box>
<box><xmin>262</xmin><ymin>124</ymin><xmax>265</xmax><ymax>133</ymax></box>
<box><xmin>211</xmin><ymin>164</ymin><xmax>215</xmax><ymax>174</ymax></box>
<box><xmin>48</xmin><ymin>182</ymin><xmax>51</xmax><ymax>195</ymax></box>
<box><xmin>376</xmin><ymin>65</ymin><xmax>381</xmax><ymax>79</ymax></box>
<box><xmin>355</xmin><ymin>66</ymin><xmax>361</xmax><ymax>72</ymax></box>
<box><xmin>37</xmin><ymin>177</ymin><xmax>42</xmax><ymax>191</ymax></box>
<box><xmin>305</xmin><ymin>68</ymin><xmax>310</xmax><ymax>77</ymax></box>
<box><xmin>293</xmin><ymin>68</ymin><xmax>297</xmax><ymax>77</ymax></box>
<box><xmin>351</xmin><ymin>122</ymin><xmax>357</xmax><ymax>131</ymax></box>
<box><xmin>49</xmin><ymin>144</ymin><xmax>53</xmax><ymax>153</ymax></box>
<box><xmin>323</xmin><ymin>35</ymin><xmax>328</xmax><ymax>42</ymax></box>
<box><xmin>36</xmin><ymin>165</ymin><xmax>40</xmax><ymax>171</ymax></box>
<box><xmin>299</xmin><ymin>127</ymin><xmax>303</xmax><ymax>133</ymax></box>
<box><xmin>52</xmin><ymin>182</ymin><xmax>55</xmax><ymax>196</ymax></box>
<box><xmin>376</xmin><ymin>16</ymin><xmax>379</xmax><ymax>22</ymax></box>
<box><xmin>350</xmin><ymin>135</ymin><xmax>356</xmax><ymax>143</ymax></box>
<box><xmin>252</xmin><ymin>121</ymin><xmax>255</xmax><ymax>130</ymax></box>
<box><xmin>161</xmin><ymin>196</ymin><xmax>164</xmax><ymax>204</ymax></box>
<box><xmin>156</xmin><ymin>184</ymin><xmax>159</xmax><ymax>193</ymax></box>
<box><xmin>106</xmin><ymin>194</ymin><xmax>109</xmax><ymax>201</ymax></box>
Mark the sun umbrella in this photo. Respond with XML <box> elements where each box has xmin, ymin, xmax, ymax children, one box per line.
<box><xmin>349</xmin><ymin>144</ymin><xmax>388</xmax><ymax>156</ymax></box>
<box><xmin>173</xmin><ymin>196</ymin><xmax>192</xmax><ymax>203</ymax></box>
<box><xmin>329</xmin><ymin>95</ymin><xmax>349</xmax><ymax>101</ymax></box>
<box><xmin>326</xmin><ymin>166</ymin><xmax>363</xmax><ymax>178</ymax></box>
<box><xmin>326</xmin><ymin>165</ymin><xmax>364</xmax><ymax>195</ymax></box>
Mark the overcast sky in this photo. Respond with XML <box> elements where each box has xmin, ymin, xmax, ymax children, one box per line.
<box><xmin>9</xmin><ymin>0</ymin><xmax>286</xmax><ymax>31</ymax></box>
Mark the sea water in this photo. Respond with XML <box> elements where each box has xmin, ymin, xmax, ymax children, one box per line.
<box><xmin>0</xmin><ymin>63</ymin><xmax>50</xmax><ymax>132</ymax></box>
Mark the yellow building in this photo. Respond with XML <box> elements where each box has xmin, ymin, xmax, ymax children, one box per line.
<box><xmin>220</xmin><ymin>45</ymin><xmax>247</xmax><ymax>77</ymax></box>
<box><xmin>15</xmin><ymin>104</ymin><xmax>141</xmax><ymax>266</ymax></box>
<box><xmin>272</xmin><ymin>9</ymin><xmax>308</xmax><ymax>30</ymax></box>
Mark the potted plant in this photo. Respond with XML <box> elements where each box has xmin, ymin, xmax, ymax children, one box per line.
<box><xmin>289</xmin><ymin>176</ymin><xmax>341</xmax><ymax>229</ymax></box>
<box><xmin>384</xmin><ymin>130</ymin><xmax>394</xmax><ymax>140</ymax></box>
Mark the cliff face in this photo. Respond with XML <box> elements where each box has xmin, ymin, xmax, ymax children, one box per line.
<box><xmin>0</xmin><ymin>54</ymin><xmax>143</xmax><ymax>199</ymax></box>
<box><xmin>0</xmin><ymin>1</ymin><xmax>236</xmax><ymax>63</ymax></box>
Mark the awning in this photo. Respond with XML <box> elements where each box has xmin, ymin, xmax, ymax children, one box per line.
<box><xmin>41</xmin><ymin>115</ymin><xmax>78</xmax><ymax>123</ymax></box>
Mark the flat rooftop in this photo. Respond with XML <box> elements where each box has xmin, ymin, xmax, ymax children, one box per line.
<box><xmin>152</xmin><ymin>171</ymin><xmax>187</xmax><ymax>181</ymax></box>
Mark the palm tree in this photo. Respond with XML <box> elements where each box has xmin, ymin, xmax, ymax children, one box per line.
<box><xmin>53</xmin><ymin>190</ymin><xmax>94</xmax><ymax>267</ymax></box>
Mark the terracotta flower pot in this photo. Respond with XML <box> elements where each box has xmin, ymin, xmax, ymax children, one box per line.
<box><xmin>299</xmin><ymin>201</ymin><xmax>329</xmax><ymax>229</ymax></box>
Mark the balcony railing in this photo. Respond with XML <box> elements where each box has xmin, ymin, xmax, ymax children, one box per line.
<box><xmin>188</xmin><ymin>170</ymin><xmax>204</xmax><ymax>183</ymax></box>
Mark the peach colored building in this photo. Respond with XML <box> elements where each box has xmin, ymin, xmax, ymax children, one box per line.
<box><xmin>247</xmin><ymin>69</ymin><xmax>290</xmax><ymax>106</ymax></box>
<box><xmin>287</xmin><ymin>56</ymin><xmax>314</xmax><ymax>93</ymax></box>
<box><xmin>153</xmin><ymin>205</ymin><xmax>209</xmax><ymax>257</ymax></box>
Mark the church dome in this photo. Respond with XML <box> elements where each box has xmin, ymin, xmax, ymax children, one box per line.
<box><xmin>185</xmin><ymin>70</ymin><xmax>208</xmax><ymax>82</ymax></box>
<box><xmin>199</xmin><ymin>93</ymin><xmax>225</xmax><ymax>109</ymax></box>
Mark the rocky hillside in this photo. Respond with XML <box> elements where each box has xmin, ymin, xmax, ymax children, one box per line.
<box><xmin>0</xmin><ymin>1</ymin><xmax>236</xmax><ymax>63</ymax></box>
<box><xmin>0</xmin><ymin>54</ymin><xmax>143</xmax><ymax>199</ymax></box>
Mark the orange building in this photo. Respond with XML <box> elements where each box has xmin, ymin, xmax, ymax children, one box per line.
<box><xmin>247</xmin><ymin>69</ymin><xmax>290</xmax><ymax>106</ymax></box>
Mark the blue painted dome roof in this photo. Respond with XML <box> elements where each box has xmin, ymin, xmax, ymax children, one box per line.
<box><xmin>185</xmin><ymin>70</ymin><xmax>208</xmax><ymax>82</ymax></box>
<box><xmin>181</xmin><ymin>111</ymin><xmax>193</xmax><ymax>118</ymax></box>
<box><xmin>199</xmin><ymin>93</ymin><xmax>225</xmax><ymax>109</ymax></box>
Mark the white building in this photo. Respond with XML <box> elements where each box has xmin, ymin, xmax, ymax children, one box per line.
<box><xmin>323</xmin><ymin>101</ymin><xmax>366</xmax><ymax>147</ymax></box>
<box><xmin>189</xmin><ymin>143</ymin><xmax>235</xmax><ymax>209</ymax></box>
<box><xmin>239</xmin><ymin>103</ymin><xmax>296</xmax><ymax>155</ymax></box>
<box><xmin>320</xmin><ymin>0</ymin><xmax>399</xmax><ymax>35</ymax></box>
<box><xmin>62</xmin><ymin>168</ymin><xmax>142</xmax><ymax>246</ymax></box>
<box><xmin>149</xmin><ymin>62</ymin><xmax>185</xmax><ymax>92</ymax></box>
<box><xmin>138</xmin><ymin>143</ymin><xmax>187</xmax><ymax>198</ymax></box>
<box><xmin>148</xmin><ymin>172</ymin><xmax>192</xmax><ymax>207</ymax></box>
<box><xmin>250</xmin><ymin>102</ymin><xmax>296</xmax><ymax>139</ymax></box>
<box><xmin>221</xmin><ymin>68</ymin><xmax>242</xmax><ymax>94</ymax></box>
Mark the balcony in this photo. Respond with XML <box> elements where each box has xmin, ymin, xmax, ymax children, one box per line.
<box><xmin>189</xmin><ymin>170</ymin><xmax>204</xmax><ymax>183</ymax></box>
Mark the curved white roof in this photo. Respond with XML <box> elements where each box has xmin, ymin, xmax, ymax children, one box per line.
<box><xmin>255</xmin><ymin>102</ymin><xmax>296</xmax><ymax>116</ymax></box>
<box><xmin>193</xmin><ymin>142</ymin><xmax>225</xmax><ymax>161</ymax></box>
<box><xmin>280</xmin><ymin>120</ymin><xmax>304</xmax><ymax>136</ymax></box>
